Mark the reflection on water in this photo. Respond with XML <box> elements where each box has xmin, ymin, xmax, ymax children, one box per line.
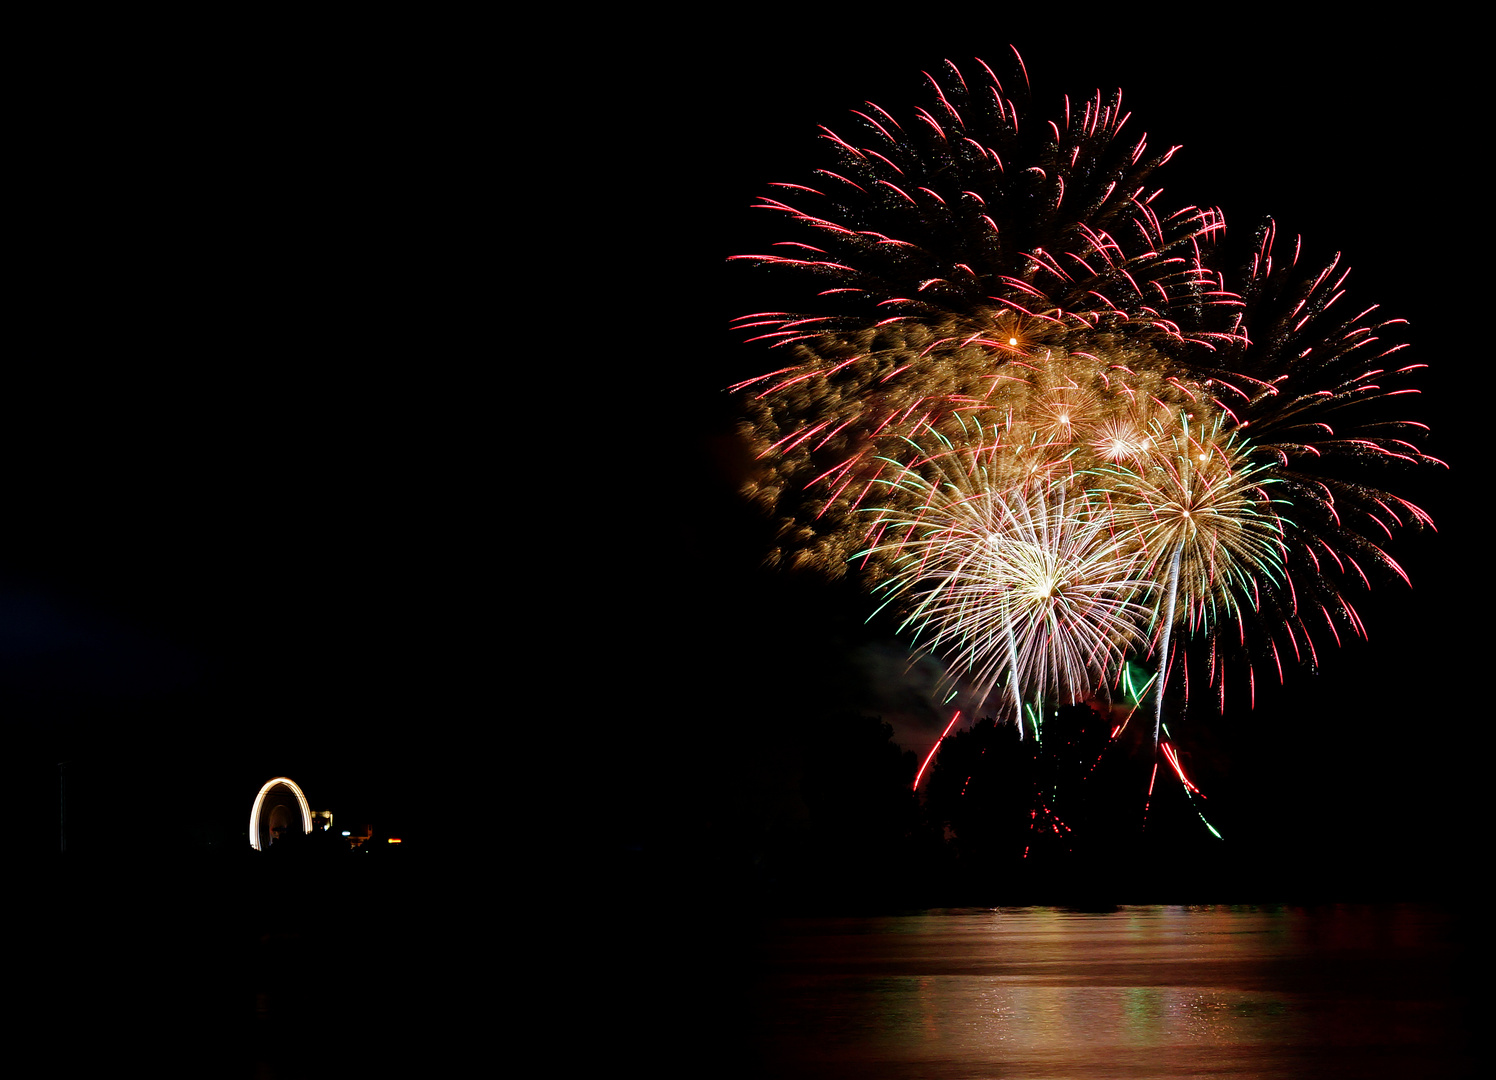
<box><xmin>752</xmin><ymin>906</ymin><xmax>1471</xmax><ymax>1079</ymax></box>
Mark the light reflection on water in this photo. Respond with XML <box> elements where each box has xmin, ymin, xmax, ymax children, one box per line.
<box><xmin>752</xmin><ymin>905</ymin><xmax>1471</xmax><ymax>1079</ymax></box>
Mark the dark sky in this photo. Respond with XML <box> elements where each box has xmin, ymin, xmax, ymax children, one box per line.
<box><xmin>7</xmin><ymin>26</ymin><xmax>1475</xmax><ymax>880</ymax></box>
<box><xmin>7</xmin><ymin>25</ymin><xmax>474</xmax><ymax>853</ymax></box>
<box><xmin>604</xmin><ymin>24</ymin><xmax>1477</xmax><ymax>892</ymax></box>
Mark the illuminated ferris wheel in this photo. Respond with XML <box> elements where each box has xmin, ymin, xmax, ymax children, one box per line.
<box><xmin>248</xmin><ymin>776</ymin><xmax>312</xmax><ymax>851</ymax></box>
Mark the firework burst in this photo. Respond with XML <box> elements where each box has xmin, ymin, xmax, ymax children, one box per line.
<box><xmin>860</xmin><ymin>431</ymin><xmax>1154</xmax><ymax>734</ymax></box>
<box><xmin>1210</xmin><ymin>222</ymin><xmax>1442</xmax><ymax>647</ymax></box>
<box><xmin>743</xmin><ymin>340</ymin><xmax>1221</xmax><ymax>578</ymax></box>
<box><xmin>1100</xmin><ymin>418</ymin><xmax>1289</xmax><ymax>742</ymax></box>
<box><xmin>731</xmin><ymin>51</ymin><xmax>1436</xmax><ymax>778</ymax></box>
<box><xmin>731</xmin><ymin>53</ymin><xmax>1245</xmax><ymax>576</ymax></box>
<box><xmin>730</xmin><ymin>53</ymin><xmax>1237</xmax><ymax>345</ymax></box>
<box><xmin>1104</xmin><ymin>418</ymin><xmax>1289</xmax><ymax>637</ymax></box>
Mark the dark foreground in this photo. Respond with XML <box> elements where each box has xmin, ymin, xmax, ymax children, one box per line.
<box><xmin>25</xmin><ymin>850</ymin><xmax>459</xmax><ymax>1078</ymax></box>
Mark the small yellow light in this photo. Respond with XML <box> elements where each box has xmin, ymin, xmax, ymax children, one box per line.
<box><xmin>388</xmin><ymin>837</ymin><xmax>402</xmax><ymax>844</ymax></box>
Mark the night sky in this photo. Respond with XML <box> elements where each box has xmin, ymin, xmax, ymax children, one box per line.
<box><xmin>9</xmin><ymin>26</ymin><xmax>475</xmax><ymax>859</ymax></box>
<box><xmin>7</xmin><ymin>25</ymin><xmax>1476</xmax><ymax>893</ymax></box>
<box><xmin>600</xmin><ymin>23</ymin><xmax>1478</xmax><ymax>903</ymax></box>
<box><xmin>6</xmin><ymin>27</ymin><xmax>488</xmax><ymax>1075</ymax></box>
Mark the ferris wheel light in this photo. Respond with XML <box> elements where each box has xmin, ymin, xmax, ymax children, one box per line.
<box><xmin>248</xmin><ymin>777</ymin><xmax>313</xmax><ymax>851</ymax></box>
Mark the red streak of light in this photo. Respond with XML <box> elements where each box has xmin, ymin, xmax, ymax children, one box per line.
<box><xmin>913</xmin><ymin>710</ymin><xmax>962</xmax><ymax>790</ymax></box>
<box><xmin>1142</xmin><ymin>760</ymin><xmax>1160</xmax><ymax>832</ymax></box>
<box><xmin>1162</xmin><ymin>741</ymin><xmax>1201</xmax><ymax>794</ymax></box>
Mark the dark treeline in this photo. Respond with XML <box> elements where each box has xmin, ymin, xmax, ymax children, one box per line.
<box><xmin>610</xmin><ymin>690</ymin><xmax>1467</xmax><ymax>913</ymax></box>
<box><xmin>740</xmin><ymin>707</ymin><xmax>1239</xmax><ymax>909</ymax></box>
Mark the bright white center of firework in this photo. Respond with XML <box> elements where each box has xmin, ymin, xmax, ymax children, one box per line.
<box><xmin>986</xmin><ymin>536</ymin><xmax>1070</xmax><ymax>601</ymax></box>
<box><xmin>1028</xmin><ymin>574</ymin><xmax>1063</xmax><ymax>599</ymax></box>
<box><xmin>1008</xmin><ymin>337</ymin><xmax>1018</xmax><ymax>346</ymax></box>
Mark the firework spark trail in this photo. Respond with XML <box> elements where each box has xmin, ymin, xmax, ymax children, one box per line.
<box><xmin>1189</xmin><ymin>220</ymin><xmax>1445</xmax><ymax>646</ymax></box>
<box><xmin>913</xmin><ymin>709</ymin><xmax>963</xmax><ymax>791</ymax></box>
<box><xmin>731</xmin><ymin>59</ymin><xmax>1238</xmax><ymax>346</ymax></box>
<box><xmin>1159</xmin><ymin>725</ymin><xmax>1224</xmax><ymax>839</ymax></box>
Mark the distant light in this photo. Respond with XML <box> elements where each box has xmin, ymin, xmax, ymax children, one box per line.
<box><xmin>341</xmin><ymin>831</ymin><xmax>351</xmax><ymax>836</ymax></box>
<box><xmin>387</xmin><ymin>838</ymin><xmax>402</xmax><ymax>844</ymax></box>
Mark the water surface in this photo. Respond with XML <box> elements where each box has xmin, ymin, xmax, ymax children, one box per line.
<box><xmin>749</xmin><ymin>905</ymin><xmax>1471</xmax><ymax>1078</ymax></box>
